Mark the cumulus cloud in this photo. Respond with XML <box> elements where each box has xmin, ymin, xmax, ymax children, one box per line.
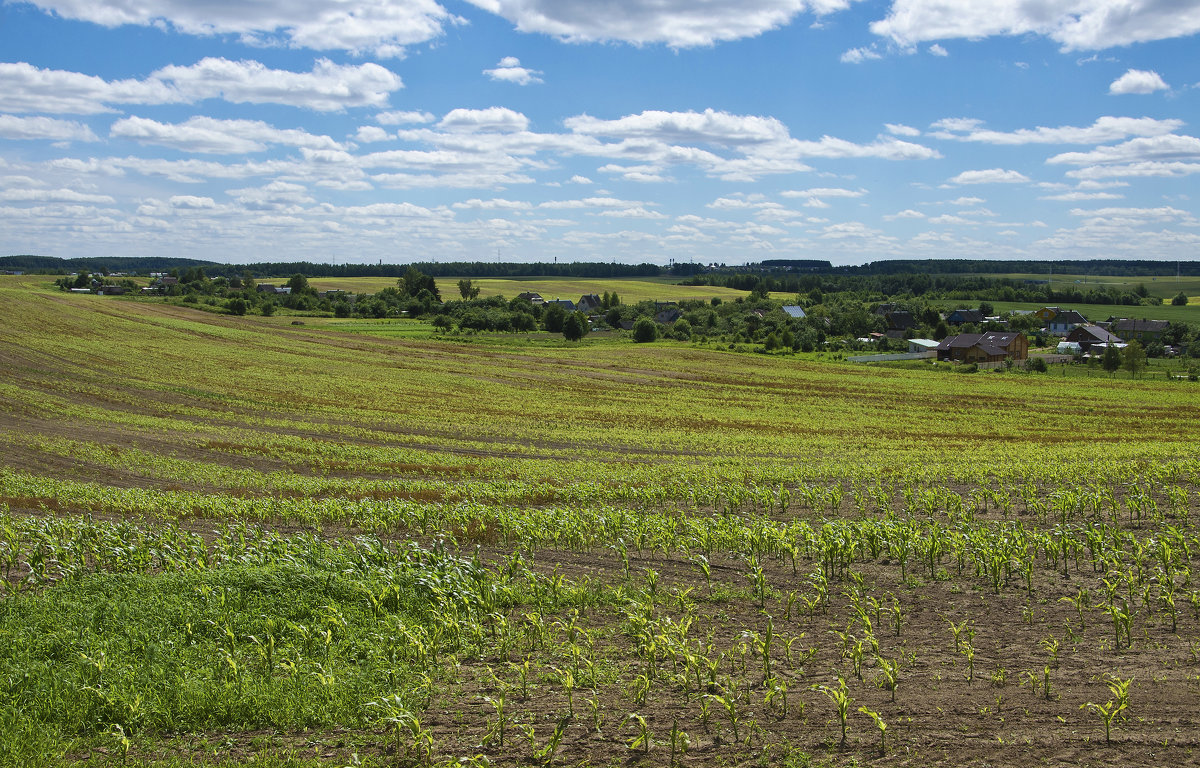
<box><xmin>782</xmin><ymin>187</ymin><xmax>868</xmax><ymax>198</ymax></box>
<box><xmin>540</xmin><ymin>196</ymin><xmax>657</xmax><ymax>210</ymax></box>
<box><xmin>484</xmin><ymin>57</ymin><xmax>544</xmax><ymax>85</ymax></box>
<box><xmin>153</xmin><ymin>58</ymin><xmax>403</xmax><ymax>111</ymax></box>
<box><xmin>354</xmin><ymin>126</ymin><xmax>393</xmax><ymax>143</ymax></box>
<box><xmin>1047</xmin><ymin>134</ymin><xmax>1200</xmax><ymax>166</ymax></box>
<box><xmin>566</xmin><ymin>109</ymin><xmax>788</xmax><ymax>145</ymax></box>
<box><xmin>1038</xmin><ymin>190</ymin><xmax>1125</xmax><ymax>201</ymax></box>
<box><xmin>841</xmin><ymin>46</ymin><xmax>882</xmax><ymax>63</ymax></box>
<box><xmin>930</xmin><ymin>115</ymin><xmax>1182</xmax><ymax>145</ymax></box>
<box><xmin>947</xmin><ymin>168</ymin><xmax>1030</xmax><ymax>184</ymax></box>
<box><xmin>228</xmin><ymin>181</ymin><xmax>315</xmax><ymax>210</ymax></box>
<box><xmin>1109</xmin><ymin>68</ymin><xmax>1170</xmax><ymax>95</ymax></box>
<box><xmin>1069</xmin><ymin>205</ymin><xmax>1196</xmax><ymax>223</ymax></box>
<box><xmin>928</xmin><ymin>43</ymin><xmax>948</xmax><ymax>56</ymax></box>
<box><xmin>452</xmin><ymin>198</ymin><xmax>533</xmax><ymax>210</ymax></box>
<box><xmin>18</xmin><ymin>0</ymin><xmax>458</xmax><ymax>57</ymax></box>
<box><xmin>0</xmin><ymin>187</ymin><xmax>114</xmax><ymax>204</ymax></box>
<box><xmin>0</xmin><ymin>114</ymin><xmax>98</xmax><ymax>142</ymax></box>
<box><xmin>0</xmin><ymin>59</ymin><xmax>402</xmax><ymax>114</ymax></box>
<box><xmin>885</xmin><ymin>123</ymin><xmax>921</xmax><ymax>137</ymax></box>
<box><xmin>438</xmin><ymin>107</ymin><xmax>531</xmax><ymax>133</ymax></box>
<box><xmin>870</xmin><ymin>0</ymin><xmax>1200</xmax><ymax>51</ymax></box>
<box><xmin>111</xmin><ymin>116</ymin><xmax>344</xmax><ymax>154</ymax></box>
<box><xmin>464</xmin><ymin>0</ymin><xmax>857</xmax><ymax>48</ymax></box>
<box><xmin>377</xmin><ymin>111</ymin><xmax>435</xmax><ymax>125</ymax></box>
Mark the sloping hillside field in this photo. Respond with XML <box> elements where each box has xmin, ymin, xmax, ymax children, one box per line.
<box><xmin>2</xmin><ymin>275</ymin><xmax>1199</xmax><ymax>768</ymax></box>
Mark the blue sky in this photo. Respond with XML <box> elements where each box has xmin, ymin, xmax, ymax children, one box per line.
<box><xmin>1</xmin><ymin>1</ymin><xmax>1198</xmax><ymax>266</ymax></box>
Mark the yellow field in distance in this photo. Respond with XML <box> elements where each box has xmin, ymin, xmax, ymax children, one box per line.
<box><xmin>304</xmin><ymin>276</ymin><xmax>749</xmax><ymax>303</ymax></box>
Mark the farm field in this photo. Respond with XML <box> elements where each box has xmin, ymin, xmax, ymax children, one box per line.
<box><xmin>971</xmin><ymin>273</ymin><xmax>1200</xmax><ymax>303</ymax></box>
<box><xmin>2</xmin><ymin>274</ymin><xmax>1200</xmax><ymax>767</ymax></box>
<box><xmin>303</xmin><ymin>276</ymin><xmax>750</xmax><ymax>304</ymax></box>
<box><xmin>980</xmin><ymin>300</ymin><xmax>1200</xmax><ymax>324</ymax></box>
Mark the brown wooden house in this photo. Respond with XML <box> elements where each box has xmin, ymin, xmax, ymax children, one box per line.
<box><xmin>936</xmin><ymin>332</ymin><xmax>1029</xmax><ymax>363</ymax></box>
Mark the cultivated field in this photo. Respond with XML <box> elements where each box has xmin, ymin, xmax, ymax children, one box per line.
<box><xmin>303</xmin><ymin>276</ymin><xmax>750</xmax><ymax>304</ymax></box>
<box><xmin>2</xmin><ymin>275</ymin><xmax>1200</xmax><ymax>768</ymax></box>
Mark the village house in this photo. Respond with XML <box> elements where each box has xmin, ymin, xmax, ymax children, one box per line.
<box><xmin>516</xmin><ymin>291</ymin><xmax>545</xmax><ymax>305</ymax></box>
<box><xmin>1034</xmin><ymin>307</ymin><xmax>1087</xmax><ymax>335</ymax></box>
<box><xmin>576</xmin><ymin>294</ymin><xmax>602</xmax><ymax>312</ymax></box>
<box><xmin>655</xmin><ymin>306</ymin><xmax>682</xmax><ymax>324</ymax></box>
<box><xmin>1111</xmin><ymin>318</ymin><xmax>1168</xmax><ymax>344</ymax></box>
<box><xmin>1065</xmin><ymin>324</ymin><xmax>1122</xmax><ymax>352</ymax></box>
<box><xmin>936</xmin><ymin>332</ymin><xmax>1029</xmax><ymax>364</ymax></box>
<box><xmin>884</xmin><ymin>310</ymin><xmax>917</xmax><ymax>339</ymax></box>
<box><xmin>945</xmin><ymin>308</ymin><xmax>984</xmax><ymax>325</ymax></box>
<box><xmin>907</xmin><ymin>338</ymin><xmax>940</xmax><ymax>354</ymax></box>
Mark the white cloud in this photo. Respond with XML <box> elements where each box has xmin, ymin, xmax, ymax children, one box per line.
<box><xmin>228</xmin><ymin>181</ymin><xmax>315</xmax><ymax>210</ymax></box>
<box><xmin>464</xmin><ymin>0</ymin><xmax>857</xmax><ymax>48</ymax></box>
<box><xmin>1109</xmin><ymin>68</ymin><xmax>1170</xmax><ymax>94</ymax></box>
<box><xmin>342</xmin><ymin>202</ymin><xmax>446</xmax><ymax>219</ymax></box>
<box><xmin>438</xmin><ymin>107</ymin><xmax>531</xmax><ymax>133</ymax></box>
<box><xmin>452</xmin><ymin>198</ymin><xmax>533</xmax><ymax>210</ymax></box>
<box><xmin>152</xmin><ymin>58</ymin><xmax>403</xmax><ymax>111</ymax></box>
<box><xmin>19</xmin><ymin>0</ymin><xmax>458</xmax><ymax>57</ymax></box>
<box><xmin>871</xmin><ymin>0</ymin><xmax>1200</xmax><ymax>51</ymax></box>
<box><xmin>1069</xmin><ymin>205</ymin><xmax>1196</xmax><ymax>223</ymax></box>
<box><xmin>169</xmin><ymin>195</ymin><xmax>218</xmax><ymax>210</ymax></box>
<box><xmin>568</xmin><ymin>175</ymin><xmax>593</xmax><ymax>184</ymax></box>
<box><xmin>354</xmin><ymin>126</ymin><xmax>393</xmax><ymax>143</ymax></box>
<box><xmin>884</xmin><ymin>209</ymin><xmax>925</xmax><ymax>220</ymax></box>
<box><xmin>947</xmin><ymin>168</ymin><xmax>1030</xmax><ymax>184</ymax></box>
<box><xmin>928</xmin><ymin>43</ymin><xmax>948</xmax><ymax>56</ymax></box>
<box><xmin>1047</xmin><ymin>134</ymin><xmax>1200</xmax><ymax>166</ymax></box>
<box><xmin>540</xmin><ymin>196</ymin><xmax>657</xmax><ymax>210</ymax></box>
<box><xmin>0</xmin><ymin>187</ymin><xmax>114</xmax><ymax>203</ymax></box>
<box><xmin>1038</xmin><ymin>191</ymin><xmax>1125</xmax><ymax>201</ymax></box>
<box><xmin>782</xmin><ymin>187</ymin><xmax>868</xmax><ymax>198</ymax></box>
<box><xmin>841</xmin><ymin>46</ymin><xmax>882</xmax><ymax>64</ymax></box>
<box><xmin>484</xmin><ymin>57</ymin><xmax>544</xmax><ymax>85</ymax></box>
<box><xmin>885</xmin><ymin>123</ymin><xmax>921</xmax><ymax>137</ymax></box>
<box><xmin>110</xmin><ymin>116</ymin><xmax>343</xmax><ymax>154</ymax></box>
<box><xmin>0</xmin><ymin>114</ymin><xmax>98</xmax><ymax>142</ymax></box>
<box><xmin>598</xmin><ymin>207</ymin><xmax>666</xmax><ymax>219</ymax></box>
<box><xmin>566</xmin><ymin>109</ymin><xmax>788</xmax><ymax>145</ymax></box>
<box><xmin>0</xmin><ymin>62</ymin><xmax>174</xmax><ymax>114</ymax></box>
<box><xmin>377</xmin><ymin>111</ymin><xmax>436</xmax><ymax>125</ymax></box>
<box><xmin>930</xmin><ymin>116</ymin><xmax>1181</xmax><ymax>144</ymax></box>
<box><xmin>1066</xmin><ymin>161</ymin><xmax>1200</xmax><ymax>180</ymax></box>
<box><xmin>0</xmin><ymin>58</ymin><xmax>402</xmax><ymax>114</ymax></box>
<box><xmin>787</xmin><ymin>135</ymin><xmax>939</xmax><ymax>160</ymax></box>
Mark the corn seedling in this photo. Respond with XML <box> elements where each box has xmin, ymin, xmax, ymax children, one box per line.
<box><xmin>668</xmin><ymin>715</ymin><xmax>690</xmax><ymax>768</ymax></box>
<box><xmin>624</xmin><ymin>712</ymin><xmax>653</xmax><ymax>754</ymax></box>
<box><xmin>1081</xmin><ymin>677</ymin><xmax>1132</xmax><ymax>744</ymax></box>
<box><xmin>858</xmin><ymin>706</ymin><xmax>887</xmax><ymax>756</ymax></box>
<box><xmin>815</xmin><ymin>677</ymin><xmax>851</xmax><ymax>748</ymax></box>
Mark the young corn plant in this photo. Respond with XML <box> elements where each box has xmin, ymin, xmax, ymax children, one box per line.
<box><xmin>481</xmin><ymin>694</ymin><xmax>508</xmax><ymax>749</ymax></box>
<box><xmin>668</xmin><ymin>715</ymin><xmax>690</xmax><ymax>768</ymax></box>
<box><xmin>531</xmin><ymin>718</ymin><xmax>569</xmax><ymax>765</ymax></box>
<box><xmin>858</xmin><ymin>706</ymin><xmax>888</xmax><ymax>756</ymax></box>
<box><xmin>815</xmin><ymin>678</ymin><xmax>852</xmax><ymax>748</ymax></box>
<box><xmin>1082</xmin><ymin>677</ymin><xmax>1132</xmax><ymax>744</ymax></box>
<box><xmin>876</xmin><ymin>656</ymin><xmax>899</xmax><ymax>702</ymax></box>
<box><xmin>624</xmin><ymin>712</ymin><xmax>653</xmax><ymax>755</ymax></box>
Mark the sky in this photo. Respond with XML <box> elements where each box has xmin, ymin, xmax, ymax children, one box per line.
<box><xmin>1</xmin><ymin>1</ymin><xmax>1199</xmax><ymax>267</ymax></box>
